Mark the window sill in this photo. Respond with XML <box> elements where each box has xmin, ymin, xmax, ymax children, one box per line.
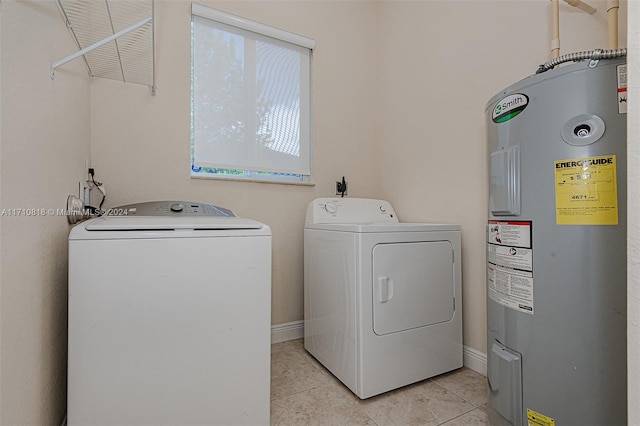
<box><xmin>191</xmin><ymin>174</ymin><xmax>315</xmax><ymax>186</ymax></box>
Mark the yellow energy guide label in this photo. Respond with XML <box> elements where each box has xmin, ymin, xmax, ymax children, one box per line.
<box><xmin>527</xmin><ymin>408</ymin><xmax>555</xmax><ymax>426</ymax></box>
<box><xmin>554</xmin><ymin>155</ymin><xmax>618</xmax><ymax>225</ymax></box>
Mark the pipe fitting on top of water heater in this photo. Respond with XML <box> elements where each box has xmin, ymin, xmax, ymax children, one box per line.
<box><xmin>550</xmin><ymin>0</ymin><xmax>597</xmax><ymax>59</ymax></box>
<box><xmin>539</xmin><ymin>0</ymin><xmax>624</xmax><ymax>73</ymax></box>
<box><xmin>564</xmin><ymin>0</ymin><xmax>597</xmax><ymax>14</ymax></box>
<box><xmin>607</xmin><ymin>0</ymin><xmax>619</xmax><ymax>49</ymax></box>
<box><xmin>536</xmin><ymin>48</ymin><xmax>627</xmax><ymax>73</ymax></box>
<box><xmin>551</xmin><ymin>0</ymin><xmax>560</xmax><ymax>59</ymax></box>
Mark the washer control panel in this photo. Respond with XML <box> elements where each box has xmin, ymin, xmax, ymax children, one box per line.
<box><xmin>111</xmin><ymin>201</ymin><xmax>236</xmax><ymax>217</ymax></box>
<box><xmin>306</xmin><ymin>198</ymin><xmax>398</xmax><ymax>224</ymax></box>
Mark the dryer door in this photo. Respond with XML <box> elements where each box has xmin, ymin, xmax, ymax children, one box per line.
<box><xmin>372</xmin><ymin>241</ymin><xmax>454</xmax><ymax>335</ymax></box>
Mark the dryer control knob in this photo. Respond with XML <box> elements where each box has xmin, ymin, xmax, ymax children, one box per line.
<box><xmin>324</xmin><ymin>202</ymin><xmax>338</xmax><ymax>214</ymax></box>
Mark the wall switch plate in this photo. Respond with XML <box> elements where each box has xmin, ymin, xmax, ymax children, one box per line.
<box><xmin>84</xmin><ymin>186</ymin><xmax>92</xmax><ymax>206</ymax></box>
<box><xmin>85</xmin><ymin>159</ymin><xmax>91</xmax><ymax>182</ymax></box>
<box><xmin>79</xmin><ymin>181</ymin><xmax>91</xmax><ymax>205</ymax></box>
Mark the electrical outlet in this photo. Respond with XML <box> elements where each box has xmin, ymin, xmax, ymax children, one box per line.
<box><xmin>335</xmin><ymin>177</ymin><xmax>347</xmax><ymax>196</ymax></box>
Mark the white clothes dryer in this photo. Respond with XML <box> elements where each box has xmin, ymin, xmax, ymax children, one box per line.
<box><xmin>68</xmin><ymin>201</ymin><xmax>271</xmax><ymax>425</ymax></box>
<box><xmin>304</xmin><ymin>198</ymin><xmax>463</xmax><ymax>399</ymax></box>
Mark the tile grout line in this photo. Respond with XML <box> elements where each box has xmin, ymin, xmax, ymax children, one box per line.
<box><xmin>435</xmin><ymin>405</ymin><xmax>483</xmax><ymax>426</ymax></box>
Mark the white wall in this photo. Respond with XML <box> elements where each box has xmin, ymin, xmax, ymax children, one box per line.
<box><xmin>0</xmin><ymin>1</ymin><xmax>91</xmax><ymax>424</ymax></box>
<box><xmin>89</xmin><ymin>0</ymin><xmax>381</xmax><ymax>326</ymax></box>
<box><xmin>627</xmin><ymin>1</ymin><xmax>639</xmax><ymax>423</ymax></box>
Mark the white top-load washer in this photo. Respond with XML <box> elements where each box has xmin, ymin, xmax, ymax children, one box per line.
<box><xmin>304</xmin><ymin>198</ymin><xmax>463</xmax><ymax>399</ymax></box>
<box><xmin>68</xmin><ymin>201</ymin><xmax>271</xmax><ymax>426</ymax></box>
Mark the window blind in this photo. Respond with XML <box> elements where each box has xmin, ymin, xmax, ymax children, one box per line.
<box><xmin>191</xmin><ymin>5</ymin><xmax>313</xmax><ymax>175</ymax></box>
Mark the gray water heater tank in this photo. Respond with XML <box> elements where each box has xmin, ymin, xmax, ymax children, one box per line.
<box><xmin>485</xmin><ymin>57</ymin><xmax>627</xmax><ymax>425</ymax></box>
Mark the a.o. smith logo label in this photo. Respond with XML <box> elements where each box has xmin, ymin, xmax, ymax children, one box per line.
<box><xmin>492</xmin><ymin>93</ymin><xmax>529</xmax><ymax>123</ymax></box>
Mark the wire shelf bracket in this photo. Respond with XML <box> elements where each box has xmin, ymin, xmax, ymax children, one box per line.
<box><xmin>52</xmin><ymin>0</ymin><xmax>156</xmax><ymax>95</ymax></box>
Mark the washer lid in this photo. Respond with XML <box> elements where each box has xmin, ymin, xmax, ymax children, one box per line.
<box><xmin>304</xmin><ymin>222</ymin><xmax>460</xmax><ymax>233</ymax></box>
<box><xmin>84</xmin><ymin>216</ymin><xmax>263</xmax><ymax>231</ymax></box>
<box><xmin>69</xmin><ymin>216</ymin><xmax>271</xmax><ymax>239</ymax></box>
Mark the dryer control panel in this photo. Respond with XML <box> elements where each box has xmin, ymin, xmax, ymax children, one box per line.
<box><xmin>305</xmin><ymin>198</ymin><xmax>398</xmax><ymax>224</ymax></box>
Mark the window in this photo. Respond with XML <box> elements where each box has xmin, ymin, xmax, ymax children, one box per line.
<box><xmin>190</xmin><ymin>4</ymin><xmax>314</xmax><ymax>183</ymax></box>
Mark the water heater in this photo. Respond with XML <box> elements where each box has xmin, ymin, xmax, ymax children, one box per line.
<box><xmin>486</xmin><ymin>57</ymin><xmax>627</xmax><ymax>425</ymax></box>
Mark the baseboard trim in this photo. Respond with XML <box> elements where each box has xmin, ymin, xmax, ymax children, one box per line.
<box><xmin>463</xmin><ymin>345</ymin><xmax>487</xmax><ymax>376</ymax></box>
<box><xmin>271</xmin><ymin>320</ymin><xmax>304</xmax><ymax>344</ymax></box>
<box><xmin>270</xmin><ymin>321</ymin><xmax>488</xmax><ymax>376</ymax></box>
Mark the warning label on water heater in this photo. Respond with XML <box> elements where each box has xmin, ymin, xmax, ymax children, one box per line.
<box><xmin>487</xmin><ymin>221</ymin><xmax>534</xmax><ymax>315</ymax></box>
<box><xmin>554</xmin><ymin>155</ymin><xmax>618</xmax><ymax>225</ymax></box>
<box><xmin>617</xmin><ymin>64</ymin><xmax>627</xmax><ymax>114</ymax></box>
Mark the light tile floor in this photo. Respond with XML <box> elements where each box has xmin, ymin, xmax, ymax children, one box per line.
<box><xmin>271</xmin><ymin>339</ymin><xmax>509</xmax><ymax>426</ymax></box>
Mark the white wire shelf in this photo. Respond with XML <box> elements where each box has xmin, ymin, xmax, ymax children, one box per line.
<box><xmin>52</xmin><ymin>0</ymin><xmax>156</xmax><ymax>95</ymax></box>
